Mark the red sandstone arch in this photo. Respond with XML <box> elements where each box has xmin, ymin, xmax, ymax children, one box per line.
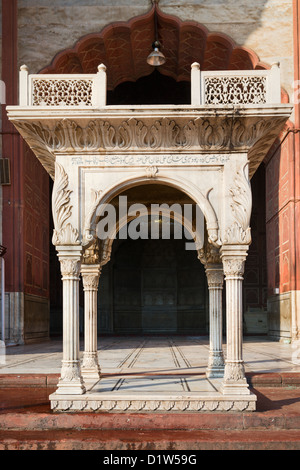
<box><xmin>39</xmin><ymin>5</ymin><xmax>272</xmax><ymax>92</ymax></box>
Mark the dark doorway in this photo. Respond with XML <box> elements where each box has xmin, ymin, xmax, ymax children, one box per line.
<box><xmin>98</xmin><ymin>236</ymin><xmax>208</xmax><ymax>335</ymax></box>
<box><xmin>107</xmin><ymin>69</ymin><xmax>191</xmax><ymax>105</ymax></box>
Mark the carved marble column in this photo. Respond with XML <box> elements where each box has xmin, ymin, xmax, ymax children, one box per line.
<box><xmin>205</xmin><ymin>264</ymin><xmax>225</xmax><ymax>378</ymax></box>
<box><xmin>221</xmin><ymin>246</ymin><xmax>250</xmax><ymax>395</ymax></box>
<box><xmin>81</xmin><ymin>264</ymin><xmax>101</xmax><ymax>380</ymax></box>
<box><xmin>56</xmin><ymin>247</ymin><xmax>86</xmax><ymax>395</ymax></box>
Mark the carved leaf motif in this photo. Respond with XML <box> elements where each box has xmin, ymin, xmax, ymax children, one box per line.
<box><xmin>220</xmin><ymin>401</ymin><xmax>234</xmax><ymax>411</ymax></box>
<box><xmin>52</xmin><ymin>162</ymin><xmax>72</xmax><ymax>229</ymax></box>
<box><xmin>145</xmin><ymin>166</ymin><xmax>158</xmax><ymax>178</ymax></box>
<box><xmin>51</xmin><ymin>162</ymin><xmax>80</xmax><ymax>245</ymax></box>
<box><xmin>90</xmin><ymin>401</ymin><xmax>101</xmax><ymax>411</ymax></box>
<box><xmin>224</xmin><ymin>362</ymin><xmax>246</xmax><ymax>382</ymax></box>
<box><xmin>230</xmin><ymin>163</ymin><xmax>252</xmax><ymax>229</ymax></box>
<box><xmin>204</xmin><ymin>401</ymin><xmax>219</xmax><ymax>411</ymax></box>
<box><xmin>224</xmin><ymin>162</ymin><xmax>252</xmax><ymax>245</ymax></box>
<box><xmin>60</xmin><ymin>401</ymin><xmax>72</xmax><ymax>411</ymax></box>
<box><xmin>83</xmin><ymin>189</ymin><xmax>102</xmax><ymax>246</ymax></box>
<box><xmin>118</xmin><ymin>119</ymin><xmax>148</xmax><ymax>149</ymax></box>
<box><xmin>149</xmin><ymin>118</ymin><xmax>180</xmax><ymax>148</ymax></box>
<box><xmin>99</xmin><ymin>121</ymin><xmax>116</xmax><ymax>147</ymax></box>
<box><xmin>146</xmin><ymin>401</ymin><xmax>160</xmax><ymax>411</ymax></box>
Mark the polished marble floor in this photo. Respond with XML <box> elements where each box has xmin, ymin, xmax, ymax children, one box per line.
<box><xmin>0</xmin><ymin>335</ymin><xmax>299</xmax><ymax>375</ymax></box>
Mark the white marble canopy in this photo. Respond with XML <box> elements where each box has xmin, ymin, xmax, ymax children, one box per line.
<box><xmin>6</xmin><ymin>63</ymin><xmax>292</xmax><ymax>412</ymax></box>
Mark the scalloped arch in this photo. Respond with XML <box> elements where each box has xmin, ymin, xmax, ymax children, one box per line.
<box><xmin>39</xmin><ymin>5</ymin><xmax>270</xmax><ymax>91</ymax></box>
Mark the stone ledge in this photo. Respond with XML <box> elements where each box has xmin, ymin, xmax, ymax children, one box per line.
<box><xmin>49</xmin><ymin>391</ymin><xmax>257</xmax><ymax>413</ymax></box>
<box><xmin>246</xmin><ymin>373</ymin><xmax>300</xmax><ymax>387</ymax></box>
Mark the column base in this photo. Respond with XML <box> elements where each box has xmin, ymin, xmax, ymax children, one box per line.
<box><xmin>82</xmin><ymin>353</ymin><xmax>101</xmax><ymax>381</ymax></box>
<box><xmin>56</xmin><ymin>381</ymin><xmax>86</xmax><ymax>396</ymax></box>
<box><xmin>206</xmin><ymin>351</ymin><xmax>225</xmax><ymax>378</ymax></box>
<box><xmin>206</xmin><ymin>366</ymin><xmax>225</xmax><ymax>379</ymax></box>
<box><xmin>56</xmin><ymin>361</ymin><xmax>86</xmax><ymax>395</ymax></box>
<box><xmin>220</xmin><ymin>380</ymin><xmax>250</xmax><ymax>396</ymax></box>
<box><xmin>220</xmin><ymin>361</ymin><xmax>250</xmax><ymax>395</ymax></box>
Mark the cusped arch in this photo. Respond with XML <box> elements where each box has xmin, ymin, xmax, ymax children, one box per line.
<box><xmin>97</xmin><ymin>204</ymin><xmax>205</xmax><ymax>267</ymax></box>
<box><xmin>39</xmin><ymin>5</ymin><xmax>269</xmax><ymax>91</ymax></box>
<box><xmin>83</xmin><ymin>172</ymin><xmax>220</xmax><ymax>254</ymax></box>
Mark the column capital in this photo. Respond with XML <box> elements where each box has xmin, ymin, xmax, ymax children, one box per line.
<box><xmin>220</xmin><ymin>245</ymin><xmax>249</xmax><ymax>278</ymax></box>
<box><xmin>81</xmin><ymin>264</ymin><xmax>102</xmax><ymax>291</ymax></box>
<box><xmin>205</xmin><ymin>264</ymin><xmax>224</xmax><ymax>288</ymax></box>
<box><xmin>56</xmin><ymin>246</ymin><xmax>82</xmax><ymax>278</ymax></box>
<box><xmin>82</xmin><ymin>239</ymin><xmax>101</xmax><ymax>265</ymax></box>
<box><xmin>198</xmin><ymin>241</ymin><xmax>221</xmax><ymax>267</ymax></box>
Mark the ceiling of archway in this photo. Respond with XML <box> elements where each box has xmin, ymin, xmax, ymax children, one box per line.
<box><xmin>40</xmin><ymin>6</ymin><xmax>268</xmax><ymax>90</ymax></box>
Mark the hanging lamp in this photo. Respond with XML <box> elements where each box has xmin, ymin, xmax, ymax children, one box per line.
<box><xmin>146</xmin><ymin>2</ymin><xmax>166</xmax><ymax>66</ymax></box>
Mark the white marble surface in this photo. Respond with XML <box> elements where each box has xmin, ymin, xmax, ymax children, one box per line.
<box><xmin>1</xmin><ymin>336</ymin><xmax>299</xmax><ymax>375</ymax></box>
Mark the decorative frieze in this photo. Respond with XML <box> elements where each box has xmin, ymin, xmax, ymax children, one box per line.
<box><xmin>51</xmin><ymin>396</ymin><xmax>256</xmax><ymax>412</ymax></box>
<box><xmin>10</xmin><ymin>113</ymin><xmax>289</xmax><ymax>181</ymax></box>
<box><xmin>16</xmin><ymin>116</ymin><xmax>285</xmax><ymax>153</ymax></box>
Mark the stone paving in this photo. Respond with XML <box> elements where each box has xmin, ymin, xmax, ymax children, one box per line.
<box><xmin>0</xmin><ymin>336</ymin><xmax>299</xmax><ymax>375</ymax></box>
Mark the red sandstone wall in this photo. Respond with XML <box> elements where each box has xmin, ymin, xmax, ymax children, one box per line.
<box><xmin>265</xmin><ymin>128</ymin><xmax>295</xmax><ymax>296</ymax></box>
<box><xmin>23</xmin><ymin>143</ymin><xmax>49</xmax><ymax>299</ymax></box>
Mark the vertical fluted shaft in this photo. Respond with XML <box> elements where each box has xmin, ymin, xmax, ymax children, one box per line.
<box><xmin>206</xmin><ymin>264</ymin><xmax>225</xmax><ymax>378</ymax></box>
<box><xmin>221</xmin><ymin>247</ymin><xmax>250</xmax><ymax>395</ymax></box>
<box><xmin>81</xmin><ymin>264</ymin><xmax>101</xmax><ymax>380</ymax></box>
<box><xmin>56</xmin><ymin>248</ymin><xmax>85</xmax><ymax>395</ymax></box>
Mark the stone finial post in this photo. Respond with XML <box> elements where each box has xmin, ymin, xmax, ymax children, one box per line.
<box><xmin>191</xmin><ymin>62</ymin><xmax>201</xmax><ymax>106</ymax></box>
<box><xmin>19</xmin><ymin>65</ymin><xmax>29</xmax><ymax>106</ymax></box>
<box><xmin>92</xmin><ymin>63</ymin><xmax>107</xmax><ymax>107</ymax></box>
<box><xmin>269</xmin><ymin>62</ymin><xmax>281</xmax><ymax>104</ymax></box>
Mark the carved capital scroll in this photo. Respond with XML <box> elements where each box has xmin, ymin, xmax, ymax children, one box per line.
<box><xmin>223</xmin><ymin>162</ymin><xmax>252</xmax><ymax>245</ymax></box>
<box><xmin>82</xmin><ymin>189</ymin><xmax>102</xmax><ymax>247</ymax></box>
<box><xmin>52</xmin><ymin>162</ymin><xmax>80</xmax><ymax>246</ymax></box>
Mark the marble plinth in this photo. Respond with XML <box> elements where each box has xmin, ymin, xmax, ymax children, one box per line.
<box><xmin>50</xmin><ymin>375</ymin><xmax>257</xmax><ymax>412</ymax></box>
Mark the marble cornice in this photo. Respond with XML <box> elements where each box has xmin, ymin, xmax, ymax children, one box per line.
<box><xmin>7</xmin><ymin>104</ymin><xmax>292</xmax><ymax>179</ymax></box>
